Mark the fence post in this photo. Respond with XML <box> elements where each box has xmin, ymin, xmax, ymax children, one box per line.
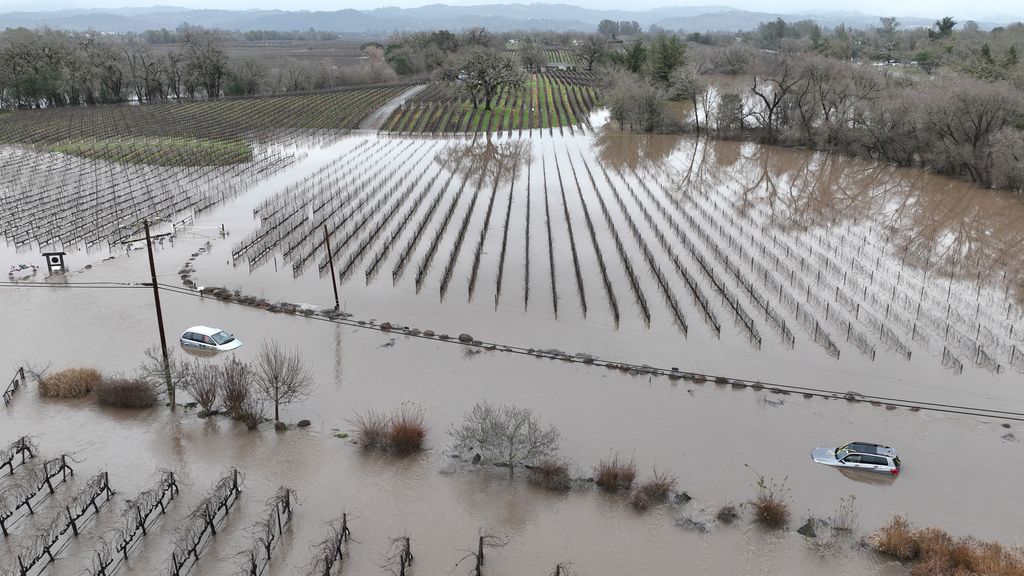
<box><xmin>68</xmin><ymin>505</ymin><xmax>78</xmax><ymax>536</ymax></box>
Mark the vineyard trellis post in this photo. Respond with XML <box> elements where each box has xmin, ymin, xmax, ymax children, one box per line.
<box><xmin>323</xmin><ymin>224</ymin><xmax>340</xmax><ymax>311</ymax></box>
<box><xmin>144</xmin><ymin>219</ymin><xmax>174</xmax><ymax>409</ymax></box>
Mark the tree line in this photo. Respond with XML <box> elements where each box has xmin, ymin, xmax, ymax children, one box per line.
<box><xmin>0</xmin><ymin>26</ymin><xmax>395</xmax><ymax>109</ymax></box>
<box><xmin>587</xmin><ymin>19</ymin><xmax>1023</xmax><ymax>192</ymax></box>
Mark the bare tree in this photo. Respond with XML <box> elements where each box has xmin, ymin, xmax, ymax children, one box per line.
<box><xmin>670</xmin><ymin>63</ymin><xmax>708</xmax><ymax>132</ymax></box>
<box><xmin>447</xmin><ymin>47</ymin><xmax>525</xmax><ymax>111</ymax></box>
<box><xmin>141</xmin><ymin>345</ymin><xmax>191</xmax><ymax>405</ymax></box>
<box><xmin>603</xmin><ymin>70</ymin><xmax>668</xmax><ymax>132</ymax></box>
<box><xmin>181</xmin><ymin>27</ymin><xmax>228</xmax><ymax>98</ymax></box>
<box><xmin>252</xmin><ymin>341</ymin><xmax>316</xmax><ymax>424</ymax></box>
<box><xmin>449</xmin><ymin>402</ymin><xmax>560</xmax><ymax>478</ymax></box>
<box><xmin>917</xmin><ymin>80</ymin><xmax>1020</xmax><ymax>186</ymax></box>
<box><xmin>749</xmin><ymin>56</ymin><xmax>800</xmax><ymax>143</ymax></box>
<box><xmin>226</xmin><ymin>57</ymin><xmax>267</xmax><ymax>96</ymax></box>
<box><xmin>219</xmin><ymin>357</ymin><xmax>251</xmax><ymax>417</ymax></box>
<box><xmin>518</xmin><ymin>39</ymin><xmax>547</xmax><ymax>72</ymax></box>
<box><xmin>184</xmin><ymin>360</ymin><xmax>219</xmax><ymax>415</ymax></box>
<box><xmin>572</xmin><ymin>35</ymin><xmax>607</xmax><ymax>71</ymax></box>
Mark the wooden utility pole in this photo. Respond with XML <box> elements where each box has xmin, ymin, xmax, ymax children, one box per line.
<box><xmin>144</xmin><ymin>220</ymin><xmax>174</xmax><ymax>409</ymax></box>
<box><xmin>323</xmin><ymin>224</ymin><xmax>340</xmax><ymax>310</ymax></box>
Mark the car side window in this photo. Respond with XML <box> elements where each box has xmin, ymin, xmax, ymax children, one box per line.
<box><xmin>864</xmin><ymin>455</ymin><xmax>887</xmax><ymax>466</ymax></box>
<box><xmin>203</xmin><ymin>335</ymin><xmax>215</xmax><ymax>345</ymax></box>
<box><xmin>843</xmin><ymin>454</ymin><xmax>861</xmax><ymax>463</ymax></box>
<box><xmin>184</xmin><ymin>332</ymin><xmax>195</xmax><ymax>341</ymax></box>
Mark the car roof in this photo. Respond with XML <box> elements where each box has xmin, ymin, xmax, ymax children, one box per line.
<box><xmin>848</xmin><ymin>442</ymin><xmax>896</xmax><ymax>457</ymax></box>
<box><xmin>184</xmin><ymin>325</ymin><xmax>222</xmax><ymax>336</ymax></box>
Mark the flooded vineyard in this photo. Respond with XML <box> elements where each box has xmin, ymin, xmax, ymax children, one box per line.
<box><xmin>213</xmin><ymin>130</ymin><xmax>1024</xmax><ymax>387</ymax></box>
<box><xmin>4</xmin><ymin>109</ymin><xmax>1024</xmax><ymax>576</ymax></box>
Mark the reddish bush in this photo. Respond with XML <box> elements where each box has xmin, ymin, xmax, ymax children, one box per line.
<box><xmin>594</xmin><ymin>454</ymin><xmax>637</xmax><ymax>491</ymax></box>
<box><xmin>528</xmin><ymin>458</ymin><xmax>571</xmax><ymax>491</ymax></box>
<box><xmin>388</xmin><ymin>405</ymin><xmax>426</xmax><ymax>454</ymax></box>
<box><xmin>96</xmin><ymin>377</ymin><xmax>158</xmax><ymax>408</ymax></box>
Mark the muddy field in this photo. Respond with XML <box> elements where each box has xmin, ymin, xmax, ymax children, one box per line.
<box><xmin>2</xmin><ymin>110</ymin><xmax>1024</xmax><ymax>576</ymax></box>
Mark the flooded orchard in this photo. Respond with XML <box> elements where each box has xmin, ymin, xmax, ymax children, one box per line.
<box><xmin>3</xmin><ymin>113</ymin><xmax>1024</xmax><ymax>576</ymax></box>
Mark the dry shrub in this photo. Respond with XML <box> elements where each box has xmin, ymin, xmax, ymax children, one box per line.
<box><xmin>872</xmin><ymin>516</ymin><xmax>1024</xmax><ymax>575</ymax></box>
<box><xmin>948</xmin><ymin>540</ymin><xmax>980</xmax><ymax>573</ymax></box>
<box><xmin>630</xmin><ymin>469</ymin><xmax>677</xmax><ymax>511</ymax></box>
<box><xmin>528</xmin><ymin>458</ymin><xmax>571</xmax><ymax>491</ymax></box>
<box><xmin>974</xmin><ymin>542</ymin><xmax>1024</xmax><ymax>576</ymax></box>
<box><xmin>748</xmin><ymin>473</ymin><xmax>790</xmax><ymax>530</ymax></box>
<box><xmin>639</xmin><ymin>469</ymin><xmax>677</xmax><ymax>499</ymax></box>
<box><xmin>869</xmin><ymin>515</ymin><xmax>919</xmax><ymax>561</ymax></box>
<box><xmin>237</xmin><ymin>396</ymin><xmax>265</xmax><ymax>431</ymax></box>
<box><xmin>916</xmin><ymin>527</ymin><xmax>955</xmax><ymax>562</ymax></box>
<box><xmin>909</xmin><ymin>556</ymin><xmax>956</xmax><ymax>576</ymax></box>
<box><xmin>186</xmin><ymin>362</ymin><xmax>219</xmax><ymax>414</ymax></box>
<box><xmin>913</xmin><ymin>529</ymin><xmax>979</xmax><ymax>575</ymax></box>
<box><xmin>716</xmin><ymin>504</ymin><xmax>739</xmax><ymax>524</ymax></box>
<box><xmin>220</xmin><ymin>358</ymin><xmax>251</xmax><ymax>416</ymax></box>
<box><xmin>830</xmin><ymin>494</ymin><xmax>859</xmax><ymax>532</ymax></box>
<box><xmin>388</xmin><ymin>405</ymin><xmax>426</xmax><ymax>454</ymax></box>
<box><xmin>39</xmin><ymin>367</ymin><xmax>101</xmax><ymax>398</ymax></box>
<box><xmin>594</xmin><ymin>454</ymin><xmax>637</xmax><ymax>491</ymax></box>
<box><xmin>96</xmin><ymin>377</ymin><xmax>157</xmax><ymax>408</ymax></box>
<box><xmin>628</xmin><ymin>490</ymin><xmax>652</xmax><ymax>511</ymax></box>
<box><xmin>352</xmin><ymin>410</ymin><xmax>390</xmax><ymax>449</ymax></box>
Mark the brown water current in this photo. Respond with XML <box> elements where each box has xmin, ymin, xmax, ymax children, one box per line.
<box><xmin>2</xmin><ymin>122</ymin><xmax>1024</xmax><ymax>575</ymax></box>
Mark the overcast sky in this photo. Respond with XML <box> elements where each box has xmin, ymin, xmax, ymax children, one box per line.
<box><xmin>3</xmin><ymin>0</ymin><xmax>1021</xmax><ymax>22</ymax></box>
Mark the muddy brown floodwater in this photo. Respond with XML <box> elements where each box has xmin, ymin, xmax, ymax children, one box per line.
<box><xmin>2</xmin><ymin>116</ymin><xmax>1024</xmax><ymax>576</ymax></box>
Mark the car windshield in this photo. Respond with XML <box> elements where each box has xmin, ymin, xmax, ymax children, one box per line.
<box><xmin>211</xmin><ymin>331</ymin><xmax>234</xmax><ymax>345</ymax></box>
<box><xmin>836</xmin><ymin>446</ymin><xmax>850</xmax><ymax>461</ymax></box>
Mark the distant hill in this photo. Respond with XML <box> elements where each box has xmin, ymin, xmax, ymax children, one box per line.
<box><xmin>654</xmin><ymin>10</ymin><xmax>940</xmax><ymax>33</ymax></box>
<box><xmin>0</xmin><ymin>4</ymin><xmax>1013</xmax><ymax>35</ymax></box>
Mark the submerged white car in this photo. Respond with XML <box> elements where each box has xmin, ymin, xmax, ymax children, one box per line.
<box><xmin>180</xmin><ymin>326</ymin><xmax>242</xmax><ymax>352</ymax></box>
<box><xmin>812</xmin><ymin>442</ymin><xmax>901</xmax><ymax>476</ymax></box>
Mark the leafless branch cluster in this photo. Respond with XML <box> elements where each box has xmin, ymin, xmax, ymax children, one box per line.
<box><xmin>89</xmin><ymin>470</ymin><xmax>179</xmax><ymax>575</ymax></box>
<box><xmin>252</xmin><ymin>341</ymin><xmax>316</xmax><ymax>423</ymax></box>
<box><xmin>167</xmin><ymin>469</ymin><xmax>242</xmax><ymax>576</ymax></box>
<box><xmin>233</xmin><ymin>486</ymin><xmax>296</xmax><ymax>576</ymax></box>
<box><xmin>18</xmin><ymin>472</ymin><xmax>113</xmax><ymax>576</ymax></box>
<box><xmin>1</xmin><ymin>454</ymin><xmax>74</xmax><ymax>535</ymax></box>
<box><xmin>303</xmin><ymin>514</ymin><xmax>351</xmax><ymax>576</ymax></box>
<box><xmin>185</xmin><ymin>362</ymin><xmax>221</xmax><ymax>414</ymax></box>
<box><xmin>449</xmin><ymin>402</ymin><xmax>560</xmax><ymax>478</ymax></box>
<box><xmin>382</xmin><ymin>535</ymin><xmax>415</xmax><ymax>576</ymax></box>
<box><xmin>220</xmin><ymin>357</ymin><xmax>252</xmax><ymax>416</ymax></box>
<box><xmin>0</xmin><ymin>436</ymin><xmax>36</xmax><ymax>476</ymax></box>
<box><xmin>455</xmin><ymin>532</ymin><xmax>509</xmax><ymax>576</ymax></box>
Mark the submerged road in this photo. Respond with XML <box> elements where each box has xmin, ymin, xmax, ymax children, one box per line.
<box><xmin>358</xmin><ymin>84</ymin><xmax>427</xmax><ymax>131</ymax></box>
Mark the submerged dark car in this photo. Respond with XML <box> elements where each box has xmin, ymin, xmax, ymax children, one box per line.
<box><xmin>812</xmin><ymin>442</ymin><xmax>901</xmax><ymax>476</ymax></box>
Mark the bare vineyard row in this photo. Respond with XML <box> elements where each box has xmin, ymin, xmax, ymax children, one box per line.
<box><xmin>707</xmin><ymin>167</ymin><xmax>998</xmax><ymax>370</ymax></box>
<box><xmin>0</xmin><ymin>145</ymin><xmax>298</xmax><ymax>251</ymax></box>
<box><xmin>0</xmin><ymin>433</ymin><xmax>518</xmax><ymax>576</ymax></box>
<box><xmin>230</xmin><ymin>135</ymin><xmax>1020</xmax><ymax>375</ymax></box>
<box><xmin>1</xmin><ymin>86</ymin><xmax>416</xmax><ymax>251</ymax></box>
<box><xmin>671</xmin><ymin>148</ymin><xmax>1022</xmax><ymax>374</ymax></box>
<box><xmin>0</xmin><ymin>86</ymin><xmax>410</xmax><ymax>147</ymax></box>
